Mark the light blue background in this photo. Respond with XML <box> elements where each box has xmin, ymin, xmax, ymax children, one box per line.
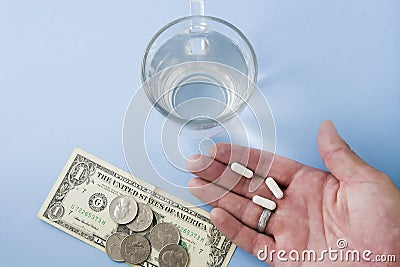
<box><xmin>0</xmin><ymin>1</ymin><xmax>399</xmax><ymax>267</ymax></box>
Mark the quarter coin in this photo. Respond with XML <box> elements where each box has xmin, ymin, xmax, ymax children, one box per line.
<box><xmin>105</xmin><ymin>232</ymin><xmax>129</xmax><ymax>262</ymax></box>
<box><xmin>149</xmin><ymin>222</ymin><xmax>180</xmax><ymax>251</ymax></box>
<box><xmin>109</xmin><ymin>195</ymin><xmax>138</xmax><ymax>224</ymax></box>
<box><xmin>120</xmin><ymin>233</ymin><xmax>151</xmax><ymax>264</ymax></box>
<box><xmin>127</xmin><ymin>202</ymin><xmax>154</xmax><ymax>232</ymax></box>
<box><xmin>158</xmin><ymin>244</ymin><xmax>189</xmax><ymax>267</ymax></box>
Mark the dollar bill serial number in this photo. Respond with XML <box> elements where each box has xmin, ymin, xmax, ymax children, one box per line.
<box><xmin>173</xmin><ymin>223</ymin><xmax>205</xmax><ymax>243</ymax></box>
<box><xmin>70</xmin><ymin>204</ymin><xmax>106</xmax><ymax>225</ymax></box>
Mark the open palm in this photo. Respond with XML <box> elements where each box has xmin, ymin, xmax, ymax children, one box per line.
<box><xmin>187</xmin><ymin>120</ymin><xmax>400</xmax><ymax>266</ymax></box>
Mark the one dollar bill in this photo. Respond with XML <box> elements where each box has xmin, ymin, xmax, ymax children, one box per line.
<box><xmin>37</xmin><ymin>148</ymin><xmax>236</xmax><ymax>267</ymax></box>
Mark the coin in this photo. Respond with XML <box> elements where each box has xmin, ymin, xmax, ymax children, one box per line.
<box><xmin>116</xmin><ymin>224</ymin><xmax>132</xmax><ymax>235</ymax></box>
<box><xmin>149</xmin><ymin>222</ymin><xmax>180</xmax><ymax>251</ymax></box>
<box><xmin>120</xmin><ymin>233</ymin><xmax>151</xmax><ymax>264</ymax></box>
<box><xmin>158</xmin><ymin>244</ymin><xmax>189</xmax><ymax>267</ymax></box>
<box><xmin>127</xmin><ymin>202</ymin><xmax>154</xmax><ymax>232</ymax></box>
<box><xmin>105</xmin><ymin>232</ymin><xmax>129</xmax><ymax>262</ymax></box>
<box><xmin>109</xmin><ymin>195</ymin><xmax>138</xmax><ymax>224</ymax></box>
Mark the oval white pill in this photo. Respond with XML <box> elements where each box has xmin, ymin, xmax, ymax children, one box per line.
<box><xmin>265</xmin><ymin>177</ymin><xmax>284</xmax><ymax>199</ymax></box>
<box><xmin>230</xmin><ymin>162</ymin><xmax>253</xmax><ymax>179</ymax></box>
<box><xmin>252</xmin><ymin>195</ymin><xmax>276</xmax><ymax>210</ymax></box>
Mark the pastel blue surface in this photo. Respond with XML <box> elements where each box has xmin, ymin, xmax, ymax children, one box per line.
<box><xmin>0</xmin><ymin>1</ymin><xmax>399</xmax><ymax>267</ymax></box>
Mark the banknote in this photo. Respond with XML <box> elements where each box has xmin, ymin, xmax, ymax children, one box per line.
<box><xmin>37</xmin><ymin>148</ymin><xmax>236</xmax><ymax>267</ymax></box>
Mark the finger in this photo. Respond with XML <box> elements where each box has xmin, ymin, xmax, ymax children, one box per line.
<box><xmin>187</xmin><ymin>155</ymin><xmax>275</xmax><ymax>200</ymax></box>
<box><xmin>317</xmin><ymin>120</ymin><xmax>380</xmax><ymax>183</ymax></box>
<box><xmin>189</xmin><ymin>178</ymin><xmax>280</xmax><ymax>233</ymax></box>
<box><xmin>210</xmin><ymin>207</ymin><xmax>275</xmax><ymax>265</ymax></box>
<box><xmin>209</xmin><ymin>143</ymin><xmax>304</xmax><ymax>187</ymax></box>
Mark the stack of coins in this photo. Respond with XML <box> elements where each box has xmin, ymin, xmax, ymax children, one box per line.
<box><xmin>106</xmin><ymin>195</ymin><xmax>189</xmax><ymax>267</ymax></box>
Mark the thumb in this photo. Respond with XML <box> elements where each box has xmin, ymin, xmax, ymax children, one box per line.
<box><xmin>317</xmin><ymin>120</ymin><xmax>374</xmax><ymax>183</ymax></box>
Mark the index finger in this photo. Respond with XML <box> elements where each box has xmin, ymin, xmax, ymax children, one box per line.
<box><xmin>209</xmin><ymin>143</ymin><xmax>304</xmax><ymax>187</ymax></box>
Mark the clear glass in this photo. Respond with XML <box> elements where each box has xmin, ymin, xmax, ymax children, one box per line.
<box><xmin>141</xmin><ymin>16</ymin><xmax>258</xmax><ymax>128</ymax></box>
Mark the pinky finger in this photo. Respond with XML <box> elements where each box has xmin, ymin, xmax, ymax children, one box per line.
<box><xmin>210</xmin><ymin>207</ymin><xmax>276</xmax><ymax>265</ymax></box>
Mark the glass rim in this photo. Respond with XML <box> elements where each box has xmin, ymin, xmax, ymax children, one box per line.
<box><xmin>140</xmin><ymin>16</ymin><xmax>258</xmax><ymax>128</ymax></box>
<box><xmin>141</xmin><ymin>15</ymin><xmax>258</xmax><ymax>84</ymax></box>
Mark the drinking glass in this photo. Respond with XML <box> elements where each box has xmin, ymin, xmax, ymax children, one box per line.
<box><xmin>141</xmin><ymin>14</ymin><xmax>258</xmax><ymax>128</ymax></box>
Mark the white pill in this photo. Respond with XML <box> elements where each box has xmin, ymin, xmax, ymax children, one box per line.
<box><xmin>252</xmin><ymin>195</ymin><xmax>276</xmax><ymax>210</ymax></box>
<box><xmin>265</xmin><ymin>177</ymin><xmax>284</xmax><ymax>199</ymax></box>
<box><xmin>230</xmin><ymin>162</ymin><xmax>253</xmax><ymax>179</ymax></box>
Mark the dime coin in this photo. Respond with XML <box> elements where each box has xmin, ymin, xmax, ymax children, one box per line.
<box><xmin>109</xmin><ymin>195</ymin><xmax>138</xmax><ymax>224</ymax></box>
<box><xmin>127</xmin><ymin>202</ymin><xmax>154</xmax><ymax>232</ymax></box>
<box><xmin>120</xmin><ymin>233</ymin><xmax>151</xmax><ymax>264</ymax></box>
<box><xmin>158</xmin><ymin>244</ymin><xmax>189</xmax><ymax>267</ymax></box>
<box><xmin>105</xmin><ymin>232</ymin><xmax>129</xmax><ymax>262</ymax></box>
<box><xmin>149</xmin><ymin>222</ymin><xmax>180</xmax><ymax>251</ymax></box>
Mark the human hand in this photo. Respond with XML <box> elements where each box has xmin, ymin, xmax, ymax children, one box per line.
<box><xmin>186</xmin><ymin>120</ymin><xmax>400</xmax><ymax>266</ymax></box>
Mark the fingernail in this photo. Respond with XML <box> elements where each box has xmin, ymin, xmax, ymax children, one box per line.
<box><xmin>324</xmin><ymin>119</ymin><xmax>337</xmax><ymax>135</ymax></box>
<box><xmin>208</xmin><ymin>144</ymin><xmax>217</xmax><ymax>158</ymax></box>
<box><xmin>186</xmin><ymin>154</ymin><xmax>202</xmax><ymax>172</ymax></box>
<box><xmin>188</xmin><ymin>154</ymin><xmax>201</xmax><ymax>161</ymax></box>
<box><xmin>188</xmin><ymin>178</ymin><xmax>200</xmax><ymax>189</ymax></box>
<box><xmin>210</xmin><ymin>208</ymin><xmax>219</xmax><ymax>222</ymax></box>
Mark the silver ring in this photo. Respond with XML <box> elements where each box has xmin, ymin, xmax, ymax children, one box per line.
<box><xmin>257</xmin><ymin>208</ymin><xmax>271</xmax><ymax>233</ymax></box>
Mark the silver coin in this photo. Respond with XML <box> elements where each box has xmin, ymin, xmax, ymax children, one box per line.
<box><xmin>126</xmin><ymin>202</ymin><xmax>154</xmax><ymax>232</ymax></box>
<box><xmin>105</xmin><ymin>232</ymin><xmax>129</xmax><ymax>262</ymax></box>
<box><xmin>120</xmin><ymin>233</ymin><xmax>151</xmax><ymax>264</ymax></box>
<box><xmin>116</xmin><ymin>224</ymin><xmax>132</xmax><ymax>235</ymax></box>
<box><xmin>109</xmin><ymin>195</ymin><xmax>138</xmax><ymax>224</ymax></box>
<box><xmin>149</xmin><ymin>222</ymin><xmax>180</xmax><ymax>252</ymax></box>
<box><xmin>158</xmin><ymin>244</ymin><xmax>189</xmax><ymax>267</ymax></box>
